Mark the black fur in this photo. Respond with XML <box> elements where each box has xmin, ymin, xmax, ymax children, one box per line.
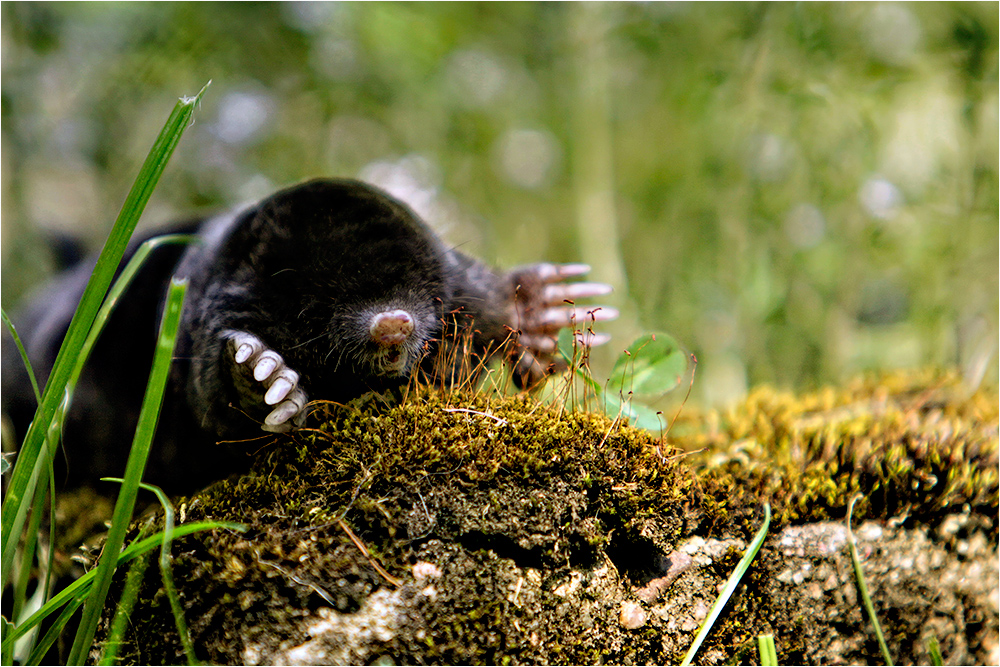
<box><xmin>2</xmin><ymin>179</ymin><xmax>521</xmax><ymax>493</ymax></box>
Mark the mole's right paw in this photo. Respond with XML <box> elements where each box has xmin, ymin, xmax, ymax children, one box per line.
<box><xmin>507</xmin><ymin>263</ymin><xmax>618</xmax><ymax>386</ymax></box>
<box><xmin>224</xmin><ymin>331</ymin><xmax>309</xmax><ymax>433</ymax></box>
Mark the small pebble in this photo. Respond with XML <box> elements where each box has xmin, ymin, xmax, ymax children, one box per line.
<box><xmin>619</xmin><ymin>601</ymin><xmax>648</xmax><ymax>629</ymax></box>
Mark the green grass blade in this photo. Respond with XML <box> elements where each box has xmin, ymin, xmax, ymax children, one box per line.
<box><xmin>2</xmin><ymin>309</ymin><xmax>42</xmax><ymax>404</ymax></box>
<box><xmin>9</xmin><ymin>459</ymin><xmax>51</xmax><ymax>663</ymax></box>
<box><xmin>21</xmin><ymin>462</ymin><xmax>60</xmax><ymax>665</ymax></box>
<box><xmin>1</xmin><ymin>521</ymin><xmax>245</xmax><ymax>653</ymax></box>
<box><xmin>681</xmin><ymin>502</ymin><xmax>771</xmax><ymax>667</ymax></box>
<box><xmin>5</xmin><ymin>234</ymin><xmax>195</xmax><ymax>661</ymax></box>
<box><xmin>847</xmin><ymin>495</ymin><xmax>894</xmax><ymax>666</ymax></box>
<box><xmin>1</xmin><ymin>618</ymin><xmax>13</xmax><ymax>664</ymax></box>
<box><xmin>25</xmin><ymin>593</ymin><xmax>87</xmax><ymax>666</ymax></box>
<box><xmin>1</xmin><ymin>84</ymin><xmax>208</xmax><ymax>582</ymax></box>
<box><xmin>758</xmin><ymin>634</ymin><xmax>778</xmax><ymax>666</ymax></box>
<box><xmin>67</xmin><ymin>234</ymin><xmax>198</xmax><ymax>395</ymax></box>
<box><xmin>66</xmin><ymin>277</ymin><xmax>188</xmax><ymax>665</ymax></box>
<box><xmin>147</xmin><ymin>483</ymin><xmax>198</xmax><ymax>666</ymax></box>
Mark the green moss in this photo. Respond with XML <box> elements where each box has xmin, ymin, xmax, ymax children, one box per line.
<box><xmin>677</xmin><ymin>369</ymin><xmax>998</xmax><ymax>532</ymax></box>
<box><xmin>96</xmin><ymin>370</ymin><xmax>997</xmax><ymax>664</ymax></box>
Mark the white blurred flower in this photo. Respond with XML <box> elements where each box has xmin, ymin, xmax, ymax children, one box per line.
<box><xmin>863</xmin><ymin>4</ymin><xmax>922</xmax><ymax>66</ymax></box>
<box><xmin>283</xmin><ymin>2</ymin><xmax>340</xmax><ymax>32</ymax></box>
<box><xmin>213</xmin><ymin>90</ymin><xmax>275</xmax><ymax>145</ymax></box>
<box><xmin>784</xmin><ymin>203</ymin><xmax>826</xmax><ymax>249</ymax></box>
<box><xmin>445</xmin><ymin>49</ymin><xmax>507</xmax><ymax>107</ymax></box>
<box><xmin>493</xmin><ymin>128</ymin><xmax>561</xmax><ymax>189</ymax></box>
<box><xmin>745</xmin><ymin>133</ymin><xmax>792</xmax><ymax>182</ymax></box>
<box><xmin>858</xmin><ymin>176</ymin><xmax>903</xmax><ymax>221</ymax></box>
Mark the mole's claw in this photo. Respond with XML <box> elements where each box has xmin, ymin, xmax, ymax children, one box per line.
<box><xmin>223</xmin><ymin>329</ymin><xmax>309</xmax><ymax>431</ymax></box>
<box><xmin>542</xmin><ymin>264</ymin><xmax>590</xmax><ymax>282</ymax></box>
<box><xmin>506</xmin><ymin>262</ymin><xmax>615</xmax><ymax>384</ymax></box>
<box><xmin>265</xmin><ymin>400</ymin><xmax>299</xmax><ymax>428</ymax></box>
<box><xmin>234</xmin><ymin>343</ymin><xmax>254</xmax><ymax>364</ymax></box>
<box><xmin>264</xmin><ymin>371</ymin><xmax>298</xmax><ymax>405</ymax></box>
<box><xmin>550</xmin><ymin>263</ymin><xmax>591</xmax><ymax>281</ymax></box>
<box><xmin>253</xmin><ymin>354</ymin><xmax>279</xmax><ymax>382</ymax></box>
<box><xmin>229</xmin><ymin>331</ymin><xmax>264</xmax><ymax>364</ymax></box>
<box><xmin>543</xmin><ymin>282</ymin><xmax>613</xmax><ymax>305</ymax></box>
<box><xmin>262</xmin><ymin>385</ymin><xmax>308</xmax><ymax>431</ymax></box>
<box><xmin>525</xmin><ymin>262</ymin><xmax>591</xmax><ymax>283</ymax></box>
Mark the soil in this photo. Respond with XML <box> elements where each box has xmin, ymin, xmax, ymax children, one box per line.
<box><xmin>83</xmin><ymin>371</ymin><xmax>997</xmax><ymax>665</ymax></box>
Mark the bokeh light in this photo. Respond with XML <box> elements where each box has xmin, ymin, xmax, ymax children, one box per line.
<box><xmin>2</xmin><ymin>2</ymin><xmax>996</xmax><ymax>405</ymax></box>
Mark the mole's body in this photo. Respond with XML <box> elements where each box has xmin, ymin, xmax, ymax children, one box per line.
<box><xmin>2</xmin><ymin>179</ymin><xmax>614</xmax><ymax>493</ymax></box>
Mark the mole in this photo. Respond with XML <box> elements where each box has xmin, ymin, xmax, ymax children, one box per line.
<box><xmin>1</xmin><ymin>178</ymin><xmax>616</xmax><ymax>493</ymax></box>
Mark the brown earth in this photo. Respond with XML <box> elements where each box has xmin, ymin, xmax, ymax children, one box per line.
<box><xmin>89</xmin><ymin>371</ymin><xmax>998</xmax><ymax>665</ymax></box>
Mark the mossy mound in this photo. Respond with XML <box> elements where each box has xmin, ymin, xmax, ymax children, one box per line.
<box><xmin>95</xmin><ymin>372</ymin><xmax>997</xmax><ymax>665</ymax></box>
<box><xmin>686</xmin><ymin>369</ymin><xmax>998</xmax><ymax>529</ymax></box>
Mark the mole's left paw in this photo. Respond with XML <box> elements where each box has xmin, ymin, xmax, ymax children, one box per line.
<box><xmin>508</xmin><ymin>263</ymin><xmax>618</xmax><ymax>383</ymax></box>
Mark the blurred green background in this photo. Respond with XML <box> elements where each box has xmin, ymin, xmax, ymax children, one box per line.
<box><xmin>2</xmin><ymin>2</ymin><xmax>997</xmax><ymax>406</ymax></box>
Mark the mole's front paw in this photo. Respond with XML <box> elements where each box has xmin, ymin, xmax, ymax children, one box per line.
<box><xmin>224</xmin><ymin>330</ymin><xmax>309</xmax><ymax>432</ymax></box>
<box><xmin>508</xmin><ymin>263</ymin><xmax>618</xmax><ymax>383</ymax></box>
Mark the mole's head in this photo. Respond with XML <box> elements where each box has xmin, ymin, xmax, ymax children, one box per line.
<box><xmin>245</xmin><ymin>179</ymin><xmax>450</xmax><ymax>386</ymax></box>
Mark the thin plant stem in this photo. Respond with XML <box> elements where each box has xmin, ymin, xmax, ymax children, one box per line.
<box><xmin>847</xmin><ymin>494</ymin><xmax>894</xmax><ymax>666</ymax></box>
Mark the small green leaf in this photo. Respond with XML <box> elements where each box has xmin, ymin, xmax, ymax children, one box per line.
<box><xmin>927</xmin><ymin>636</ymin><xmax>942</xmax><ymax>666</ymax></box>
<box><xmin>609</xmin><ymin>332</ymin><xmax>687</xmax><ymax>398</ymax></box>
<box><xmin>557</xmin><ymin>327</ymin><xmax>575</xmax><ymax>364</ymax></box>
<box><xmin>603</xmin><ymin>392</ymin><xmax>666</xmax><ymax>431</ymax></box>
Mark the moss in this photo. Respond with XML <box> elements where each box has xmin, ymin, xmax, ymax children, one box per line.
<box><xmin>678</xmin><ymin>369</ymin><xmax>997</xmax><ymax>534</ymax></box>
<box><xmin>94</xmin><ymin>370</ymin><xmax>997</xmax><ymax>664</ymax></box>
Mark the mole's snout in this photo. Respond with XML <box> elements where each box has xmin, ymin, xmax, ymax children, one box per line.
<box><xmin>369</xmin><ymin>309</ymin><xmax>415</xmax><ymax>346</ymax></box>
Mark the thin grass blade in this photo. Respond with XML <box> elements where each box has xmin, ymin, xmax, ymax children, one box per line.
<box><xmin>847</xmin><ymin>494</ymin><xmax>894</xmax><ymax>666</ymax></box>
<box><xmin>2</xmin><ymin>309</ymin><xmax>42</xmax><ymax>404</ymax></box>
<box><xmin>9</xmin><ymin>460</ymin><xmax>51</xmax><ymax>663</ymax></box>
<box><xmin>100</xmin><ymin>519</ymin><xmax>156</xmax><ymax>667</ymax></box>
<box><xmin>681</xmin><ymin>502</ymin><xmax>771</xmax><ymax>667</ymax></box>
<box><xmin>758</xmin><ymin>633</ymin><xmax>778</xmax><ymax>666</ymax></box>
<box><xmin>25</xmin><ymin>593</ymin><xmax>87</xmax><ymax>666</ymax></box>
<box><xmin>99</xmin><ymin>480</ymin><xmax>198</xmax><ymax>665</ymax></box>
<box><xmin>927</xmin><ymin>636</ymin><xmax>942</xmax><ymax>666</ymax></box>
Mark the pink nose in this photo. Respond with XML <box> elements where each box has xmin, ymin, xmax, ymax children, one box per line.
<box><xmin>369</xmin><ymin>310</ymin><xmax>414</xmax><ymax>346</ymax></box>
